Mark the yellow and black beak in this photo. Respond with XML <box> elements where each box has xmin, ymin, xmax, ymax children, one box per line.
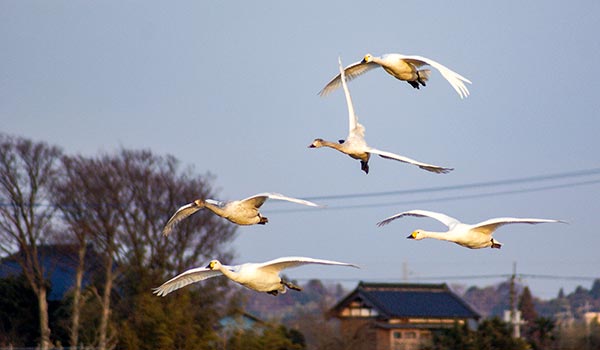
<box><xmin>406</xmin><ymin>232</ymin><xmax>417</xmax><ymax>239</ymax></box>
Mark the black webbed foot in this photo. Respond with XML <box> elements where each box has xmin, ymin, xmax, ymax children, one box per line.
<box><xmin>408</xmin><ymin>80</ymin><xmax>420</xmax><ymax>89</ymax></box>
<box><xmin>491</xmin><ymin>239</ymin><xmax>502</xmax><ymax>249</ymax></box>
<box><xmin>360</xmin><ymin>161</ymin><xmax>369</xmax><ymax>174</ymax></box>
<box><xmin>282</xmin><ymin>280</ymin><xmax>302</xmax><ymax>292</ymax></box>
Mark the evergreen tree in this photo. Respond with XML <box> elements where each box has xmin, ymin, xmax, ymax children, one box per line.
<box><xmin>519</xmin><ymin>286</ymin><xmax>538</xmax><ymax>323</ymax></box>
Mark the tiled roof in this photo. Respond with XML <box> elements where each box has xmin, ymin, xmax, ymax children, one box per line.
<box><xmin>331</xmin><ymin>281</ymin><xmax>479</xmax><ymax>320</ymax></box>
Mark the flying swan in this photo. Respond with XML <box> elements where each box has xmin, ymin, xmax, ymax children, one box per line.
<box><xmin>153</xmin><ymin>256</ymin><xmax>359</xmax><ymax>296</ymax></box>
<box><xmin>162</xmin><ymin>192</ymin><xmax>321</xmax><ymax>236</ymax></box>
<box><xmin>309</xmin><ymin>57</ymin><xmax>453</xmax><ymax>175</ymax></box>
<box><xmin>319</xmin><ymin>53</ymin><xmax>471</xmax><ymax>99</ymax></box>
<box><xmin>377</xmin><ymin>209</ymin><xmax>565</xmax><ymax>249</ymax></box>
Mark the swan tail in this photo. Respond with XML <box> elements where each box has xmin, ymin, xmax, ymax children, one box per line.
<box><xmin>417</xmin><ymin>69</ymin><xmax>431</xmax><ymax>86</ymax></box>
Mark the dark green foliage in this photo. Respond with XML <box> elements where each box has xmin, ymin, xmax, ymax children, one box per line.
<box><xmin>224</xmin><ymin>324</ymin><xmax>305</xmax><ymax>350</ymax></box>
<box><xmin>429</xmin><ymin>318</ymin><xmax>529</xmax><ymax>350</ymax></box>
<box><xmin>525</xmin><ymin>317</ymin><xmax>556</xmax><ymax>350</ymax></box>
<box><xmin>0</xmin><ymin>275</ymin><xmax>39</xmax><ymax>346</ymax></box>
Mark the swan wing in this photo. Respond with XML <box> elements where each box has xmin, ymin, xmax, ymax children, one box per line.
<box><xmin>367</xmin><ymin>147</ymin><xmax>453</xmax><ymax>174</ymax></box>
<box><xmin>319</xmin><ymin>59</ymin><xmax>379</xmax><ymax>96</ymax></box>
<box><xmin>377</xmin><ymin>209</ymin><xmax>460</xmax><ymax>228</ymax></box>
<box><xmin>397</xmin><ymin>54</ymin><xmax>471</xmax><ymax>99</ymax></box>
<box><xmin>338</xmin><ymin>56</ymin><xmax>360</xmax><ymax>134</ymax></box>
<box><xmin>472</xmin><ymin>217</ymin><xmax>564</xmax><ymax>236</ymax></box>
<box><xmin>162</xmin><ymin>201</ymin><xmax>203</xmax><ymax>236</ymax></box>
<box><xmin>152</xmin><ymin>266</ymin><xmax>224</xmax><ymax>297</ymax></box>
<box><xmin>242</xmin><ymin>192</ymin><xmax>321</xmax><ymax>208</ymax></box>
<box><xmin>256</xmin><ymin>256</ymin><xmax>359</xmax><ymax>274</ymax></box>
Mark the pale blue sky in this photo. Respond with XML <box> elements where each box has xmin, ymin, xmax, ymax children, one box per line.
<box><xmin>2</xmin><ymin>1</ymin><xmax>599</xmax><ymax>299</ymax></box>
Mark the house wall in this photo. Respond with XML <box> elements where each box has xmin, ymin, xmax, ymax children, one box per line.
<box><xmin>339</xmin><ymin>318</ymin><xmax>377</xmax><ymax>350</ymax></box>
<box><xmin>388</xmin><ymin>329</ymin><xmax>433</xmax><ymax>350</ymax></box>
<box><xmin>339</xmin><ymin>319</ymin><xmax>437</xmax><ymax>350</ymax></box>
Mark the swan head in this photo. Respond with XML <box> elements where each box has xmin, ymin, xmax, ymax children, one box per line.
<box><xmin>362</xmin><ymin>54</ymin><xmax>374</xmax><ymax>63</ymax></box>
<box><xmin>407</xmin><ymin>230</ymin><xmax>425</xmax><ymax>240</ymax></box>
<box><xmin>206</xmin><ymin>260</ymin><xmax>222</xmax><ymax>270</ymax></box>
<box><xmin>308</xmin><ymin>139</ymin><xmax>325</xmax><ymax>148</ymax></box>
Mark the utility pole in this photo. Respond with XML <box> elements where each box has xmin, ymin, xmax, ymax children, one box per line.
<box><xmin>509</xmin><ymin>261</ymin><xmax>521</xmax><ymax>338</ymax></box>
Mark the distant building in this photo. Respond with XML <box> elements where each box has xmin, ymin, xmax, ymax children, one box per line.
<box><xmin>502</xmin><ymin>309</ymin><xmax>526</xmax><ymax>338</ymax></box>
<box><xmin>584</xmin><ymin>311</ymin><xmax>600</xmax><ymax>325</ymax></box>
<box><xmin>218</xmin><ymin>309</ymin><xmax>265</xmax><ymax>333</ymax></box>
<box><xmin>0</xmin><ymin>244</ymin><xmax>101</xmax><ymax>300</ymax></box>
<box><xmin>329</xmin><ymin>282</ymin><xmax>480</xmax><ymax>350</ymax></box>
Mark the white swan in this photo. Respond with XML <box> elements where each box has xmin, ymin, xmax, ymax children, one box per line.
<box><xmin>319</xmin><ymin>53</ymin><xmax>471</xmax><ymax>99</ymax></box>
<box><xmin>162</xmin><ymin>192</ymin><xmax>321</xmax><ymax>235</ymax></box>
<box><xmin>309</xmin><ymin>57</ymin><xmax>453</xmax><ymax>175</ymax></box>
<box><xmin>153</xmin><ymin>256</ymin><xmax>359</xmax><ymax>296</ymax></box>
<box><xmin>377</xmin><ymin>209</ymin><xmax>564</xmax><ymax>249</ymax></box>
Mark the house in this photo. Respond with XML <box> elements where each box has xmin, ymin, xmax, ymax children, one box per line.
<box><xmin>0</xmin><ymin>244</ymin><xmax>101</xmax><ymax>300</ymax></box>
<box><xmin>217</xmin><ymin>309</ymin><xmax>265</xmax><ymax>334</ymax></box>
<box><xmin>329</xmin><ymin>282</ymin><xmax>480</xmax><ymax>350</ymax></box>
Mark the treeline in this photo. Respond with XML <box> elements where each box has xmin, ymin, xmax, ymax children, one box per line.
<box><xmin>461</xmin><ymin>279</ymin><xmax>600</xmax><ymax>319</ymax></box>
<box><xmin>0</xmin><ymin>133</ymin><xmax>240</xmax><ymax>349</ymax></box>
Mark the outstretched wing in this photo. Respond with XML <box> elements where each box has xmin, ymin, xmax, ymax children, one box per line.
<box><xmin>318</xmin><ymin>59</ymin><xmax>379</xmax><ymax>96</ymax></box>
<box><xmin>152</xmin><ymin>266</ymin><xmax>224</xmax><ymax>297</ymax></box>
<box><xmin>256</xmin><ymin>256</ymin><xmax>359</xmax><ymax>274</ymax></box>
<box><xmin>399</xmin><ymin>54</ymin><xmax>471</xmax><ymax>99</ymax></box>
<box><xmin>367</xmin><ymin>147</ymin><xmax>453</xmax><ymax>174</ymax></box>
<box><xmin>377</xmin><ymin>209</ymin><xmax>460</xmax><ymax>228</ymax></box>
<box><xmin>472</xmin><ymin>217</ymin><xmax>564</xmax><ymax>236</ymax></box>
<box><xmin>338</xmin><ymin>56</ymin><xmax>360</xmax><ymax>135</ymax></box>
<box><xmin>162</xmin><ymin>201</ymin><xmax>203</xmax><ymax>236</ymax></box>
<box><xmin>242</xmin><ymin>192</ymin><xmax>322</xmax><ymax>209</ymax></box>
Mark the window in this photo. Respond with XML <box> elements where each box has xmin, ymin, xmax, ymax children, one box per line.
<box><xmin>404</xmin><ymin>331</ymin><xmax>416</xmax><ymax>339</ymax></box>
<box><xmin>340</xmin><ymin>299</ymin><xmax>378</xmax><ymax>317</ymax></box>
<box><xmin>393</xmin><ymin>331</ymin><xmax>402</xmax><ymax>339</ymax></box>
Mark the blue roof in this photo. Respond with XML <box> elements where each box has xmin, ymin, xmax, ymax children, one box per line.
<box><xmin>366</xmin><ymin>290</ymin><xmax>477</xmax><ymax>318</ymax></box>
<box><xmin>0</xmin><ymin>244</ymin><xmax>101</xmax><ymax>300</ymax></box>
<box><xmin>331</xmin><ymin>282</ymin><xmax>479</xmax><ymax>320</ymax></box>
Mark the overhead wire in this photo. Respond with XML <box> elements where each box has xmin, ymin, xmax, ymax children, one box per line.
<box><xmin>269</xmin><ymin>167</ymin><xmax>600</xmax><ymax>212</ymax></box>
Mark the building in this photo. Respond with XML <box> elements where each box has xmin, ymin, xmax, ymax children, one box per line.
<box><xmin>329</xmin><ymin>282</ymin><xmax>480</xmax><ymax>350</ymax></box>
<box><xmin>0</xmin><ymin>244</ymin><xmax>101</xmax><ymax>300</ymax></box>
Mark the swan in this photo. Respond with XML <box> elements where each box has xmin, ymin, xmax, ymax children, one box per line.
<box><xmin>319</xmin><ymin>53</ymin><xmax>471</xmax><ymax>99</ymax></box>
<box><xmin>309</xmin><ymin>57</ymin><xmax>453</xmax><ymax>175</ymax></box>
<box><xmin>162</xmin><ymin>192</ymin><xmax>321</xmax><ymax>236</ymax></box>
<box><xmin>377</xmin><ymin>209</ymin><xmax>565</xmax><ymax>249</ymax></box>
<box><xmin>153</xmin><ymin>256</ymin><xmax>359</xmax><ymax>296</ymax></box>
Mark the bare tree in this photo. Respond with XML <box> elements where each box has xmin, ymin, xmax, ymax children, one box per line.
<box><xmin>52</xmin><ymin>155</ymin><xmax>97</xmax><ymax>349</ymax></box>
<box><xmin>56</xmin><ymin>148</ymin><xmax>237</xmax><ymax>350</ymax></box>
<box><xmin>0</xmin><ymin>134</ymin><xmax>62</xmax><ymax>350</ymax></box>
<box><xmin>57</xmin><ymin>154</ymin><xmax>125</xmax><ymax>350</ymax></box>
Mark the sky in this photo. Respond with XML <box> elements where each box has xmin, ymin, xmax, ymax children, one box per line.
<box><xmin>2</xmin><ymin>1</ymin><xmax>599</xmax><ymax>300</ymax></box>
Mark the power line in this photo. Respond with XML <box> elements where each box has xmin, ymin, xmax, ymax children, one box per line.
<box><xmin>292</xmin><ymin>273</ymin><xmax>598</xmax><ymax>283</ymax></box>
<box><xmin>302</xmin><ymin>167</ymin><xmax>600</xmax><ymax>201</ymax></box>
<box><xmin>270</xmin><ymin>177</ymin><xmax>600</xmax><ymax>212</ymax></box>
<box><xmin>319</xmin><ymin>178</ymin><xmax>600</xmax><ymax>211</ymax></box>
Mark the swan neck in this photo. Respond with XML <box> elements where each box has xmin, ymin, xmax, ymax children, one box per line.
<box><xmin>421</xmin><ymin>230</ymin><xmax>452</xmax><ymax>241</ymax></box>
<box><xmin>320</xmin><ymin>140</ymin><xmax>344</xmax><ymax>151</ymax></box>
<box><xmin>216</xmin><ymin>264</ymin><xmax>237</xmax><ymax>280</ymax></box>
<box><xmin>203</xmin><ymin>202</ymin><xmax>226</xmax><ymax>216</ymax></box>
